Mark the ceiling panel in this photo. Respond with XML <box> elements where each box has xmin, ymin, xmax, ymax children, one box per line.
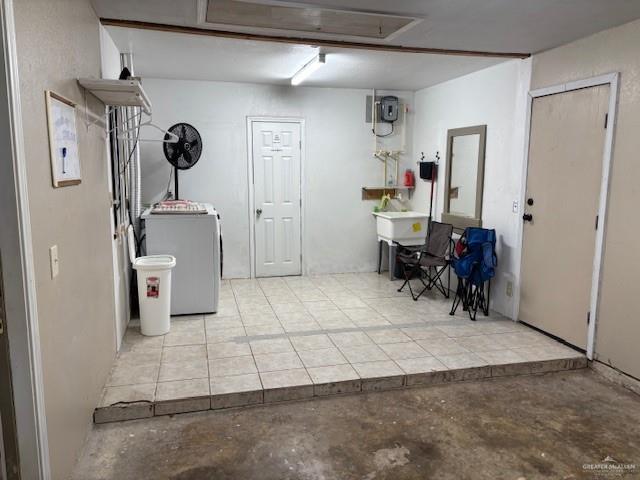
<box><xmin>205</xmin><ymin>0</ymin><xmax>417</xmax><ymax>39</ymax></box>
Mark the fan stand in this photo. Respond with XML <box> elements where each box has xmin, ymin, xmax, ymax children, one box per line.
<box><xmin>174</xmin><ymin>167</ymin><xmax>179</xmax><ymax>200</ymax></box>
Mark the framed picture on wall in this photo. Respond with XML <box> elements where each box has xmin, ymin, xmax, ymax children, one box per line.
<box><xmin>45</xmin><ymin>90</ymin><xmax>81</xmax><ymax>187</ymax></box>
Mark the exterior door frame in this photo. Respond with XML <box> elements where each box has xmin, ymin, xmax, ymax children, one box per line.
<box><xmin>515</xmin><ymin>72</ymin><xmax>619</xmax><ymax>360</ymax></box>
<box><xmin>0</xmin><ymin>0</ymin><xmax>51</xmax><ymax>478</ymax></box>
<box><xmin>246</xmin><ymin>117</ymin><xmax>305</xmax><ymax>278</ymax></box>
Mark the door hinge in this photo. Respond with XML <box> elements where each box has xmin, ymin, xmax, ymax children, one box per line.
<box><xmin>604</xmin><ymin>113</ymin><xmax>609</xmax><ymax>129</ymax></box>
<box><xmin>587</xmin><ymin>311</ymin><xmax>591</xmax><ymax>325</ymax></box>
<box><xmin>595</xmin><ymin>215</ymin><xmax>599</xmax><ymax>230</ymax></box>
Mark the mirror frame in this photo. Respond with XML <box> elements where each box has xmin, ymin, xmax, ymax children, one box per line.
<box><xmin>442</xmin><ymin>124</ymin><xmax>487</xmax><ymax>231</ymax></box>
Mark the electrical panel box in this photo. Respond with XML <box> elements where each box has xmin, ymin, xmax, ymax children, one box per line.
<box><xmin>365</xmin><ymin>95</ymin><xmax>402</xmax><ymax>123</ymax></box>
<box><xmin>379</xmin><ymin>96</ymin><xmax>399</xmax><ymax>123</ymax></box>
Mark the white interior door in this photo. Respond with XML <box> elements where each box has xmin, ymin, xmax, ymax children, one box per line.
<box><xmin>252</xmin><ymin>121</ymin><xmax>302</xmax><ymax>277</ymax></box>
<box><xmin>106</xmin><ymin>109</ymin><xmax>130</xmax><ymax>350</ymax></box>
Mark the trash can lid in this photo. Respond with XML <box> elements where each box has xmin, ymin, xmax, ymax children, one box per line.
<box><xmin>132</xmin><ymin>255</ymin><xmax>176</xmax><ymax>270</ymax></box>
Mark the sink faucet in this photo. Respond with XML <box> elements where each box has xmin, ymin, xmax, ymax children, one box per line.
<box><xmin>379</xmin><ymin>194</ymin><xmax>391</xmax><ymax>211</ymax></box>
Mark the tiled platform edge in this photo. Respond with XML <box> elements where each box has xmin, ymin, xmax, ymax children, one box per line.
<box><xmin>94</xmin><ymin>355</ymin><xmax>587</xmax><ymax>424</ymax></box>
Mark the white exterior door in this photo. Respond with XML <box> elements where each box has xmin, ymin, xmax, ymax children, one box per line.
<box><xmin>252</xmin><ymin>121</ymin><xmax>302</xmax><ymax>277</ymax></box>
<box><xmin>519</xmin><ymin>85</ymin><xmax>609</xmax><ymax>349</ymax></box>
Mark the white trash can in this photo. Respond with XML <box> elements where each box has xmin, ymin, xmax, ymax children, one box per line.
<box><xmin>133</xmin><ymin>255</ymin><xmax>176</xmax><ymax>336</ymax></box>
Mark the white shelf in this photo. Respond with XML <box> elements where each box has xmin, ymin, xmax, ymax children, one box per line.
<box><xmin>78</xmin><ymin>78</ymin><xmax>151</xmax><ymax>114</ymax></box>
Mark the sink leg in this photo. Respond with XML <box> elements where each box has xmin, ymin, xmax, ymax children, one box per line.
<box><xmin>377</xmin><ymin>240</ymin><xmax>383</xmax><ymax>275</ymax></box>
<box><xmin>388</xmin><ymin>244</ymin><xmax>397</xmax><ymax>280</ymax></box>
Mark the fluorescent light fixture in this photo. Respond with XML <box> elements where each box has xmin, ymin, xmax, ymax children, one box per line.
<box><xmin>291</xmin><ymin>53</ymin><xmax>326</xmax><ymax>86</ymax></box>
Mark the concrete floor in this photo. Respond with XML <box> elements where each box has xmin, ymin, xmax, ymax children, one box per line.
<box><xmin>73</xmin><ymin>369</ymin><xmax>640</xmax><ymax>480</ymax></box>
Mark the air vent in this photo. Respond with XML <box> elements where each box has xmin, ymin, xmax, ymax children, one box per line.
<box><xmin>203</xmin><ymin>0</ymin><xmax>419</xmax><ymax>40</ymax></box>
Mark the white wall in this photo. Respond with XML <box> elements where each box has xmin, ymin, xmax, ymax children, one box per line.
<box><xmin>99</xmin><ymin>24</ymin><xmax>121</xmax><ymax>80</ymax></box>
<box><xmin>412</xmin><ymin>59</ymin><xmax>531</xmax><ymax>317</ymax></box>
<box><xmin>139</xmin><ymin>79</ymin><xmax>413</xmax><ymax>278</ymax></box>
<box><xmin>531</xmin><ymin>18</ymin><xmax>640</xmax><ymax>378</ymax></box>
<box><xmin>15</xmin><ymin>1</ymin><xmax>118</xmax><ymax>477</ymax></box>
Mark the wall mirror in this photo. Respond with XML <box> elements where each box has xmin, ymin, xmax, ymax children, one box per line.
<box><xmin>442</xmin><ymin>125</ymin><xmax>487</xmax><ymax>230</ymax></box>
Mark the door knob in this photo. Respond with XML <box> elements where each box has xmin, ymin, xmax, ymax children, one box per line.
<box><xmin>522</xmin><ymin>213</ymin><xmax>533</xmax><ymax>222</ymax></box>
<box><xmin>256</xmin><ymin>208</ymin><xmax>262</xmax><ymax>218</ymax></box>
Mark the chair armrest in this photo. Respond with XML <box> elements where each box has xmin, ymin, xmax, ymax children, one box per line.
<box><xmin>394</xmin><ymin>243</ymin><xmax>423</xmax><ymax>263</ymax></box>
<box><xmin>393</xmin><ymin>241</ymin><xmax>424</xmax><ymax>253</ymax></box>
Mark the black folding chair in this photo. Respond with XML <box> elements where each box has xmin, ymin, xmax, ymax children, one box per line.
<box><xmin>396</xmin><ymin>221</ymin><xmax>454</xmax><ymax>301</ymax></box>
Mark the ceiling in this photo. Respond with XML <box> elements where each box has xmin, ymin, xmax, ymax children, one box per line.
<box><xmin>105</xmin><ymin>26</ymin><xmax>502</xmax><ymax>91</ymax></box>
<box><xmin>97</xmin><ymin>0</ymin><xmax>640</xmax><ymax>91</ymax></box>
<box><xmin>92</xmin><ymin>0</ymin><xmax>640</xmax><ymax>53</ymax></box>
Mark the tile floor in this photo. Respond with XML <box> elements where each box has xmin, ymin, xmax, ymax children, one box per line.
<box><xmin>95</xmin><ymin>273</ymin><xmax>586</xmax><ymax>423</ymax></box>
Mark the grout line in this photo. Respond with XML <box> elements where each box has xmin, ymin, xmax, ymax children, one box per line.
<box><xmin>153</xmin><ymin>344</ymin><xmax>163</xmax><ymax>403</ymax></box>
<box><xmin>204</xmin><ymin>317</ymin><xmax>213</xmax><ymax>394</ymax></box>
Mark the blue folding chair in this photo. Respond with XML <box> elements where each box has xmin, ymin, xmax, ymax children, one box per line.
<box><xmin>449</xmin><ymin>228</ymin><xmax>497</xmax><ymax>321</ymax></box>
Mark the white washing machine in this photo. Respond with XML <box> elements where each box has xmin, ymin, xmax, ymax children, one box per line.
<box><xmin>142</xmin><ymin>203</ymin><xmax>221</xmax><ymax>315</ymax></box>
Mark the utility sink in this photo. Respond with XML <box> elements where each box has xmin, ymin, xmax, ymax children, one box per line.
<box><xmin>373</xmin><ymin>211</ymin><xmax>429</xmax><ymax>245</ymax></box>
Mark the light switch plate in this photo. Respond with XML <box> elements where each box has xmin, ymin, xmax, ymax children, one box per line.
<box><xmin>49</xmin><ymin>245</ymin><xmax>59</xmax><ymax>278</ymax></box>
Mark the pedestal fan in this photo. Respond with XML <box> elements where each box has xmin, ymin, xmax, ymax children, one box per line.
<box><xmin>163</xmin><ymin>123</ymin><xmax>202</xmax><ymax>199</ymax></box>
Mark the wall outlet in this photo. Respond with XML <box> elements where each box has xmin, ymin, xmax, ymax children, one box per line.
<box><xmin>506</xmin><ymin>280</ymin><xmax>513</xmax><ymax>297</ymax></box>
<box><xmin>512</xmin><ymin>200</ymin><xmax>519</xmax><ymax>213</ymax></box>
<box><xmin>49</xmin><ymin>245</ymin><xmax>59</xmax><ymax>279</ymax></box>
